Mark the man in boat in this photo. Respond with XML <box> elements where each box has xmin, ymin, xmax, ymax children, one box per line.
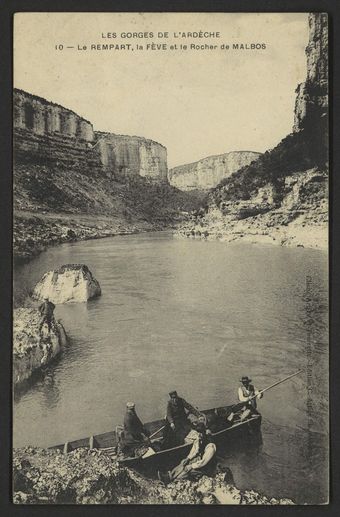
<box><xmin>119</xmin><ymin>402</ymin><xmax>150</xmax><ymax>455</ymax></box>
<box><xmin>238</xmin><ymin>376</ymin><xmax>263</xmax><ymax>413</ymax></box>
<box><xmin>38</xmin><ymin>297</ymin><xmax>56</xmax><ymax>335</ymax></box>
<box><xmin>158</xmin><ymin>421</ymin><xmax>217</xmax><ymax>483</ymax></box>
<box><xmin>166</xmin><ymin>390</ymin><xmax>202</xmax><ymax>444</ymax></box>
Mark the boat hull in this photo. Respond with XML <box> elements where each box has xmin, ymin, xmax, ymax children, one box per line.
<box><xmin>119</xmin><ymin>414</ymin><xmax>262</xmax><ymax>471</ymax></box>
<box><xmin>49</xmin><ymin>404</ymin><xmax>262</xmax><ymax>472</ymax></box>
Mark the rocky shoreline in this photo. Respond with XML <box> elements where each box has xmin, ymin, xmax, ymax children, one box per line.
<box><xmin>13</xmin><ymin>447</ymin><xmax>294</xmax><ymax>505</ymax></box>
<box><xmin>13</xmin><ymin>308</ymin><xmax>67</xmax><ymax>385</ymax></box>
<box><xmin>13</xmin><ymin>210</ymin><xmax>169</xmax><ymax>265</ymax></box>
<box><xmin>176</xmin><ymin>167</ymin><xmax>328</xmax><ymax>251</ymax></box>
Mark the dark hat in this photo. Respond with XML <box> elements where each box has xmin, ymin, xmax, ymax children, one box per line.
<box><xmin>169</xmin><ymin>390</ymin><xmax>178</xmax><ymax>398</ymax></box>
<box><xmin>240</xmin><ymin>376</ymin><xmax>252</xmax><ymax>383</ymax></box>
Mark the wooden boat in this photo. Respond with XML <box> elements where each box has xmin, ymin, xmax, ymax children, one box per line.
<box><xmin>49</xmin><ymin>403</ymin><xmax>262</xmax><ymax>472</ymax></box>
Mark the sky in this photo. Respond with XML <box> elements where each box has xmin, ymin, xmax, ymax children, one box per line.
<box><xmin>14</xmin><ymin>13</ymin><xmax>309</xmax><ymax>168</ymax></box>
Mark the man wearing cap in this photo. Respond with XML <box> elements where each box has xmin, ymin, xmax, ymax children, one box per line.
<box><xmin>38</xmin><ymin>297</ymin><xmax>56</xmax><ymax>335</ymax></box>
<box><xmin>166</xmin><ymin>391</ymin><xmax>202</xmax><ymax>444</ymax></box>
<box><xmin>238</xmin><ymin>376</ymin><xmax>263</xmax><ymax>412</ymax></box>
<box><xmin>120</xmin><ymin>402</ymin><xmax>150</xmax><ymax>454</ymax></box>
<box><xmin>158</xmin><ymin>422</ymin><xmax>217</xmax><ymax>483</ymax></box>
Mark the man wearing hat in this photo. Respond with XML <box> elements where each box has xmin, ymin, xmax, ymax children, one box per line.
<box><xmin>166</xmin><ymin>391</ymin><xmax>201</xmax><ymax>444</ymax></box>
<box><xmin>158</xmin><ymin>421</ymin><xmax>217</xmax><ymax>483</ymax></box>
<box><xmin>120</xmin><ymin>402</ymin><xmax>150</xmax><ymax>454</ymax></box>
<box><xmin>38</xmin><ymin>297</ymin><xmax>56</xmax><ymax>335</ymax></box>
<box><xmin>238</xmin><ymin>376</ymin><xmax>263</xmax><ymax>412</ymax></box>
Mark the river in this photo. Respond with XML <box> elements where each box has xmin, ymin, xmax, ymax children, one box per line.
<box><xmin>13</xmin><ymin>232</ymin><xmax>329</xmax><ymax>504</ymax></box>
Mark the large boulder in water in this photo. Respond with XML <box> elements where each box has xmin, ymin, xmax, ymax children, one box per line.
<box><xmin>32</xmin><ymin>264</ymin><xmax>101</xmax><ymax>304</ymax></box>
<box><xmin>13</xmin><ymin>308</ymin><xmax>67</xmax><ymax>385</ymax></box>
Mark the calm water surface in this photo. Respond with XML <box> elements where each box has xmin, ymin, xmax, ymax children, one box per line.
<box><xmin>13</xmin><ymin>232</ymin><xmax>328</xmax><ymax>504</ymax></box>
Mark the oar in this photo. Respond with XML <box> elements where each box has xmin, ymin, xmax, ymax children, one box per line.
<box><xmin>232</xmin><ymin>369</ymin><xmax>303</xmax><ymax>411</ymax></box>
<box><xmin>149</xmin><ymin>423</ymin><xmax>166</xmax><ymax>440</ymax></box>
<box><xmin>249</xmin><ymin>369</ymin><xmax>303</xmax><ymax>401</ymax></box>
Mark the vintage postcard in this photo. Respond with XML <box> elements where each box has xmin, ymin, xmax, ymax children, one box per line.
<box><xmin>12</xmin><ymin>12</ymin><xmax>328</xmax><ymax>504</ymax></box>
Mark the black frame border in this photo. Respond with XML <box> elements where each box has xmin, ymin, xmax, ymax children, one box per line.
<box><xmin>1</xmin><ymin>1</ymin><xmax>339</xmax><ymax>516</ymax></box>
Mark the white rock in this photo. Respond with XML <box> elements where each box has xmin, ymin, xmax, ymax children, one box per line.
<box><xmin>32</xmin><ymin>264</ymin><xmax>101</xmax><ymax>304</ymax></box>
<box><xmin>13</xmin><ymin>308</ymin><xmax>67</xmax><ymax>385</ymax></box>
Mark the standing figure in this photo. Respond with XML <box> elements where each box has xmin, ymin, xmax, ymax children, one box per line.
<box><xmin>38</xmin><ymin>297</ymin><xmax>55</xmax><ymax>335</ymax></box>
<box><xmin>238</xmin><ymin>376</ymin><xmax>263</xmax><ymax>412</ymax></box>
<box><xmin>166</xmin><ymin>390</ymin><xmax>202</xmax><ymax>444</ymax></box>
<box><xmin>120</xmin><ymin>402</ymin><xmax>150</xmax><ymax>455</ymax></box>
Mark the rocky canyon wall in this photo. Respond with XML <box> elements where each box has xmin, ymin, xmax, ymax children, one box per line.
<box><xmin>168</xmin><ymin>151</ymin><xmax>261</xmax><ymax>191</ymax></box>
<box><xmin>293</xmin><ymin>13</ymin><xmax>328</xmax><ymax>133</ymax></box>
<box><xmin>96</xmin><ymin>132</ymin><xmax>168</xmax><ymax>183</ymax></box>
<box><xmin>13</xmin><ymin>89</ymin><xmax>168</xmax><ymax>182</ymax></box>
<box><xmin>177</xmin><ymin>12</ymin><xmax>328</xmax><ymax>249</ymax></box>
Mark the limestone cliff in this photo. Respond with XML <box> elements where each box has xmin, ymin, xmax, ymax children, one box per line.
<box><xmin>96</xmin><ymin>132</ymin><xmax>168</xmax><ymax>182</ymax></box>
<box><xmin>13</xmin><ymin>90</ymin><xmax>202</xmax><ymax>263</ymax></box>
<box><xmin>169</xmin><ymin>151</ymin><xmax>261</xmax><ymax>191</ymax></box>
<box><xmin>293</xmin><ymin>13</ymin><xmax>328</xmax><ymax>133</ymax></box>
<box><xmin>177</xmin><ymin>13</ymin><xmax>328</xmax><ymax>249</ymax></box>
<box><xmin>13</xmin><ymin>308</ymin><xmax>67</xmax><ymax>385</ymax></box>
<box><xmin>32</xmin><ymin>264</ymin><xmax>101</xmax><ymax>304</ymax></box>
<box><xmin>14</xmin><ymin>89</ymin><xmax>168</xmax><ymax>183</ymax></box>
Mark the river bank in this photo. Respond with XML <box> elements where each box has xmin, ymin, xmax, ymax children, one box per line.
<box><xmin>175</xmin><ymin>207</ymin><xmax>328</xmax><ymax>250</ymax></box>
<box><xmin>13</xmin><ymin>447</ymin><xmax>294</xmax><ymax>505</ymax></box>
<box><xmin>13</xmin><ymin>210</ymin><xmax>171</xmax><ymax>265</ymax></box>
<box><xmin>176</xmin><ymin>168</ymin><xmax>328</xmax><ymax>251</ymax></box>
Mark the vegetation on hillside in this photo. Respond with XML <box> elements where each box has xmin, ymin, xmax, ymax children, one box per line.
<box><xmin>210</xmin><ymin>125</ymin><xmax>328</xmax><ymax>208</ymax></box>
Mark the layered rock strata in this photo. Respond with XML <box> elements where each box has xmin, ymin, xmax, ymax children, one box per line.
<box><xmin>96</xmin><ymin>132</ymin><xmax>168</xmax><ymax>182</ymax></box>
<box><xmin>13</xmin><ymin>308</ymin><xmax>67</xmax><ymax>385</ymax></box>
<box><xmin>32</xmin><ymin>264</ymin><xmax>101</xmax><ymax>304</ymax></box>
<box><xmin>169</xmin><ymin>151</ymin><xmax>261</xmax><ymax>191</ymax></box>
<box><xmin>14</xmin><ymin>89</ymin><xmax>168</xmax><ymax>182</ymax></box>
<box><xmin>293</xmin><ymin>13</ymin><xmax>328</xmax><ymax>133</ymax></box>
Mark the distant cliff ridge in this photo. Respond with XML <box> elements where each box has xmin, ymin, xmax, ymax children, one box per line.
<box><xmin>168</xmin><ymin>151</ymin><xmax>261</xmax><ymax>191</ymax></box>
<box><xmin>96</xmin><ymin>132</ymin><xmax>168</xmax><ymax>183</ymax></box>
<box><xmin>13</xmin><ymin>89</ymin><xmax>168</xmax><ymax>183</ymax></box>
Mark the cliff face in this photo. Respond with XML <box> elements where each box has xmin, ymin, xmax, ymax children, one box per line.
<box><xmin>177</xmin><ymin>13</ymin><xmax>328</xmax><ymax>249</ymax></box>
<box><xmin>293</xmin><ymin>13</ymin><xmax>328</xmax><ymax>133</ymax></box>
<box><xmin>14</xmin><ymin>89</ymin><xmax>168</xmax><ymax>183</ymax></box>
<box><xmin>169</xmin><ymin>151</ymin><xmax>261</xmax><ymax>191</ymax></box>
<box><xmin>13</xmin><ymin>90</ymin><xmax>203</xmax><ymax>263</ymax></box>
<box><xmin>96</xmin><ymin>132</ymin><xmax>168</xmax><ymax>183</ymax></box>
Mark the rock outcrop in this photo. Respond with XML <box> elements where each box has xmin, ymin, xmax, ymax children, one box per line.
<box><xmin>293</xmin><ymin>13</ymin><xmax>328</xmax><ymax>133</ymax></box>
<box><xmin>13</xmin><ymin>308</ymin><xmax>67</xmax><ymax>385</ymax></box>
<box><xmin>168</xmin><ymin>151</ymin><xmax>261</xmax><ymax>191</ymax></box>
<box><xmin>96</xmin><ymin>132</ymin><xmax>168</xmax><ymax>183</ymax></box>
<box><xmin>176</xmin><ymin>13</ymin><xmax>328</xmax><ymax>249</ymax></box>
<box><xmin>13</xmin><ymin>447</ymin><xmax>294</xmax><ymax>504</ymax></box>
<box><xmin>32</xmin><ymin>264</ymin><xmax>101</xmax><ymax>304</ymax></box>
<box><xmin>178</xmin><ymin>168</ymin><xmax>327</xmax><ymax>249</ymax></box>
<box><xmin>14</xmin><ymin>89</ymin><xmax>168</xmax><ymax>183</ymax></box>
<box><xmin>14</xmin><ymin>89</ymin><xmax>94</xmax><ymax>140</ymax></box>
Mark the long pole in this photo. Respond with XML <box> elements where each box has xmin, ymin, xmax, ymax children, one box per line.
<box><xmin>248</xmin><ymin>369</ymin><xmax>303</xmax><ymax>402</ymax></box>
